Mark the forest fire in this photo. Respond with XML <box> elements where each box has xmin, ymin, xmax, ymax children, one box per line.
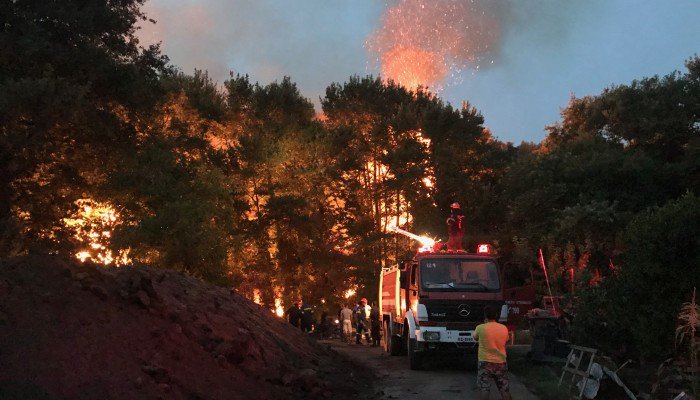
<box><xmin>367</xmin><ymin>0</ymin><xmax>501</xmax><ymax>90</ymax></box>
<box><xmin>62</xmin><ymin>199</ymin><xmax>131</xmax><ymax>266</ymax></box>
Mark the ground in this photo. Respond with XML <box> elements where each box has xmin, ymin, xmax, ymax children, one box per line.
<box><xmin>322</xmin><ymin>339</ymin><xmax>539</xmax><ymax>399</ymax></box>
<box><xmin>0</xmin><ymin>256</ymin><xmax>375</xmax><ymax>400</ymax></box>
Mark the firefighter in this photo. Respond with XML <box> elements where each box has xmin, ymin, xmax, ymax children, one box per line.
<box><xmin>300</xmin><ymin>300</ymin><xmax>314</xmax><ymax>333</ymax></box>
<box><xmin>446</xmin><ymin>202</ymin><xmax>465</xmax><ymax>251</ymax></box>
<box><xmin>354</xmin><ymin>300</ymin><xmax>367</xmax><ymax>344</ymax></box>
<box><xmin>370</xmin><ymin>301</ymin><xmax>381</xmax><ymax>347</ymax></box>
<box><xmin>284</xmin><ymin>301</ymin><xmax>301</xmax><ymax>328</ymax></box>
<box><xmin>361</xmin><ymin>298</ymin><xmax>372</xmax><ymax>343</ymax></box>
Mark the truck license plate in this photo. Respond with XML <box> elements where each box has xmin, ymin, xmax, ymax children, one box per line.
<box><xmin>457</xmin><ymin>337</ymin><xmax>474</xmax><ymax>342</ymax></box>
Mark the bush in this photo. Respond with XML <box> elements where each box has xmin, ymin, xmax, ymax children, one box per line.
<box><xmin>572</xmin><ymin>193</ymin><xmax>700</xmax><ymax>363</ymax></box>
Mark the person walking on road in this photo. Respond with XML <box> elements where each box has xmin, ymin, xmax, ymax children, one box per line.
<box><xmin>339</xmin><ymin>304</ymin><xmax>353</xmax><ymax>343</ymax></box>
<box><xmin>473</xmin><ymin>305</ymin><xmax>511</xmax><ymax>400</ymax></box>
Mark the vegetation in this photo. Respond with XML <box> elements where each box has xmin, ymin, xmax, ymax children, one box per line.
<box><xmin>2</xmin><ymin>1</ymin><xmax>699</xmax><ymax>377</ymax></box>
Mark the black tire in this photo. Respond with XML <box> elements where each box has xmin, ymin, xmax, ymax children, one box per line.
<box><xmin>383</xmin><ymin>320</ymin><xmax>390</xmax><ymax>353</ymax></box>
<box><xmin>384</xmin><ymin>321</ymin><xmax>402</xmax><ymax>356</ymax></box>
<box><xmin>408</xmin><ymin>338</ymin><xmax>423</xmax><ymax>370</ymax></box>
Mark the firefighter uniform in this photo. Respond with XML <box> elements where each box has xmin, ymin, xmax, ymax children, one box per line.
<box><xmin>300</xmin><ymin>303</ymin><xmax>314</xmax><ymax>333</ymax></box>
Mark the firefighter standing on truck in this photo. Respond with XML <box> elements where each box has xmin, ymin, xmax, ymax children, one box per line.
<box><xmin>446</xmin><ymin>202</ymin><xmax>465</xmax><ymax>251</ymax></box>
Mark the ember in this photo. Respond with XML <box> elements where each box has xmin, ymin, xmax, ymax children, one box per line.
<box><xmin>62</xmin><ymin>199</ymin><xmax>131</xmax><ymax>266</ymax></box>
<box><xmin>367</xmin><ymin>0</ymin><xmax>501</xmax><ymax>90</ymax></box>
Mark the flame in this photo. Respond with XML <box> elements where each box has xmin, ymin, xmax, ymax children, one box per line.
<box><xmin>381</xmin><ymin>46</ymin><xmax>447</xmax><ymax>90</ymax></box>
<box><xmin>63</xmin><ymin>199</ymin><xmax>131</xmax><ymax>266</ymax></box>
<box><xmin>367</xmin><ymin>0</ymin><xmax>502</xmax><ymax>91</ymax></box>
<box><xmin>344</xmin><ymin>288</ymin><xmax>356</xmax><ymax>299</ymax></box>
<box><xmin>274</xmin><ymin>296</ymin><xmax>284</xmax><ymax>317</ymax></box>
<box><xmin>253</xmin><ymin>288</ymin><xmax>262</xmax><ymax>305</ymax></box>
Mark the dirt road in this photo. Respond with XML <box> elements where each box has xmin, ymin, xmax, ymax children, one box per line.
<box><xmin>322</xmin><ymin>340</ymin><xmax>538</xmax><ymax>400</ymax></box>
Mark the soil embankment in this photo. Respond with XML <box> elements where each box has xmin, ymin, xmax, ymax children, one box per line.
<box><xmin>0</xmin><ymin>256</ymin><xmax>374</xmax><ymax>399</ymax></box>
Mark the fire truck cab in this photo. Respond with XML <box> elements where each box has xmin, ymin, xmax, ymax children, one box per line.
<box><xmin>379</xmin><ymin>246</ymin><xmax>511</xmax><ymax>370</ymax></box>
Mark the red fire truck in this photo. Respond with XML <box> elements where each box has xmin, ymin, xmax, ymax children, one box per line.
<box><xmin>379</xmin><ymin>242</ymin><xmax>534</xmax><ymax>370</ymax></box>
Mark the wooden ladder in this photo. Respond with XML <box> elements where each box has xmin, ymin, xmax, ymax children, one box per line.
<box><xmin>559</xmin><ymin>344</ymin><xmax>597</xmax><ymax>399</ymax></box>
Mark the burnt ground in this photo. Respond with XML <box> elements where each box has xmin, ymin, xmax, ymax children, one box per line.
<box><xmin>0</xmin><ymin>256</ymin><xmax>375</xmax><ymax>400</ymax></box>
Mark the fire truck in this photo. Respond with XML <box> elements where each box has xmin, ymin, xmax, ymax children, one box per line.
<box><xmin>379</xmin><ymin>233</ymin><xmax>533</xmax><ymax>370</ymax></box>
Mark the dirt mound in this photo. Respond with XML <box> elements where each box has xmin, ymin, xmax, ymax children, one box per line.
<box><xmin>0</xmin><ymin>256</ymin><xmax>374</xmax><ymax>400</ymax></box>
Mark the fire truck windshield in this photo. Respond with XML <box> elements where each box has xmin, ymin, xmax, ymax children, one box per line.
<box><xmin>420</xmin><ymin>258</ymin><xmax>500</xmax><ymax>292</ymax></box>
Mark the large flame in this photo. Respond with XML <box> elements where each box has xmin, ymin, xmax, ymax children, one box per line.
<box><xmin>63</xmin><ymin>199</ymin><xmax>131</xmax><ymax>266</ymax></box>
<box><xmin>367</xmin><ymin>0</ymin><xmax>502</xmax><ymax>91</ymax></box>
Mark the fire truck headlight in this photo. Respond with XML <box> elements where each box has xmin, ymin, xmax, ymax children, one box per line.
<box><xmin>423</xmin><ymin>331</ymin><xmax>440</xmax><ymax>341</ymax></box>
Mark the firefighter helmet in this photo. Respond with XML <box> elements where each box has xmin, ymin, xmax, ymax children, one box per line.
<box><xmin>451</xmin><ymin>202</ymin><xmax>461</xmax><ymax>209</ymax></box>
<box><xmin>361</xmin><ymin>298</ymin><xmax>367</xmax><ymax>303</ymax></box>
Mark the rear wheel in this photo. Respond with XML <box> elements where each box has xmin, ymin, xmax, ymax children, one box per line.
<box><xmin>385</xmin><ymin>321</ymin><xmax>402</xmax><ymax>356</ymax></box>
<box><xmin>408</xmin><ymin>338</ymin><xmax>423</xmax><ymax>370</ymax></box>
<box><xmin>383</xmin><ymin>320</ymin><xmax>390</xmax><ymax>353</ymax></box>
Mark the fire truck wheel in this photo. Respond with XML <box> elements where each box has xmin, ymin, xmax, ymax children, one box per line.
<box><xmin>384</xmin><ymin>320</ymin><xmax>402</xmax><ymax>356</ymax></box>
<box><xmin>383</xmin><ymin>320</ymin><xmax>390</xmax><ymax>353</ymax></box>
<box><xmin>408</xmin><ymin>338</ymin><xmax>423</xmax><ymax>370</ymax></box>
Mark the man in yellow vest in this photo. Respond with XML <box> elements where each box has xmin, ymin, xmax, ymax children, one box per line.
<box><xmin>473</xmin><ymin>305</ymin><xmax>511</xmax><ymax>400</ymax></box>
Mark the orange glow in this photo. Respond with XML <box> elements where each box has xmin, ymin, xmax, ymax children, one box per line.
<box><xmin>253</xmin><ymin>288</ymin><xmax>262</xmax><ymax>305</ymax></box>
<box><xmin>274</xmin><ymin>297</ymin><xmax>285</xmax><ymax>317</ymax></box>
<box><xmin>381</xmin><ymin>46</ymin><xmax>447</xmax><ymax>91</ymax></box>
<box><xmin>388</xmin><ymin>226</ymin><xmax>436</xmax><ymax>252</ymax></box>
<box><xmin>367</xmin><ymin>0</ymin><xmax>501</xmax><ymax>90</ymax></box>
<box><xmin>344</xmin><ymin>288</ymin><xmax>357</xmax><ymax>299</ymax></box>
<box><xmin>63</xmin><ymin>199</ymin><xmax>131</xmax><ymax>266</ymax></box>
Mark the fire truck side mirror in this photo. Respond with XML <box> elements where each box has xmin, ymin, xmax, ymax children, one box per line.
<box><xmin>399</xmin><ymin>270</ymin><xmax>408</xmax><ymax>289</ymax></box>
<box><xmin>398</xmin><ymin>261</ymin><xmax>406</xmax><ymax>271</ymax></box>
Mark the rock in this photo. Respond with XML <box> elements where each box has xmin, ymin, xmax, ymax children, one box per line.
<box><xmin>135</xmin><ymin>290</ymin><xmax>150</xmax><ymax>307</ymax></box>
<box><xmin>74</xmin><ymin>272</ymin><xmax>89</xmax><ymax>281</ymax></box>
<box><xmin>90</xmin><ymin>285</ymin><xmax>108</xmax><ymax>300</ymax></box>
<box><xmin>281</xmin><ymin>372</ymin><xmax>296</xmax><ymax>386</ymax></box>
<box><xmin>0</xmin><ymin>279</ymin><xmax>11</xmax><ymax>298</ymax></box>
<box><xmin>142</xmin><ymin>364</ymin><xmax>169</xmax><ymax>383</ymax></box>
<box><xmin>216</xmin><ymin>354</ymin><xmax>227</xmax><ymax>367</ymax></box>
<box><xmin>297</xmin><ymin>369</ymin><xmax>319</xmax><ymax>392</ymax></box>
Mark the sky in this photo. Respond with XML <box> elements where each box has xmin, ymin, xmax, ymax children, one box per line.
<box><xmin>138</xmin><ymin>0</ymin><xmax>700</xmax><ymax>144</ymax></box>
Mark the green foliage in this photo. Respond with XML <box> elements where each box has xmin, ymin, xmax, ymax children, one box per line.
<box><xmin>572</xmin><ymin>193</ymin><xmax>700</xmax><ymax>361</ymax></box>
<box><xmin>0</xmin><ymin>0</ymin><xmax>169</xmax><ymax>253</ymax></box>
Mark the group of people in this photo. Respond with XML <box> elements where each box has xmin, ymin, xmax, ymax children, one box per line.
<box><xmin>338</xmin><ymin>298</ymin><xmax>381</xmax><ymax>346</ymax></box>
<box><xmin>284</xmin><ymin>300</ymin><xmax>315</xmax><ymax>333</ymax></box>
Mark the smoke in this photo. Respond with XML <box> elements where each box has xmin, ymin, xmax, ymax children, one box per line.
<box><xmin>138</xmin><ymin>0</ymin><xmax>598</xmax><ymax>102</ymax></box>
<box><xmin>137</xmin><ymin>0</ymin><xmax>383</xmax><ymax>97</ymax></box>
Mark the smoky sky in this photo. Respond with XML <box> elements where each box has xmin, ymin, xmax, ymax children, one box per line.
<box><xmin>139</xmin><ymin>0</ymin><xmax>700</xmax><ymax>142</ymax></box>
